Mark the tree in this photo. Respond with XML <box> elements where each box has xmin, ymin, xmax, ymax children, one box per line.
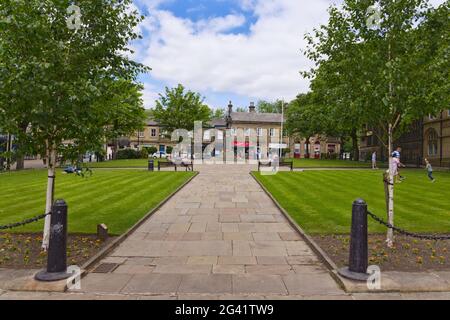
<box><xmin>235</xmin><ymin>107</ymin><xmax>248</xmax><ymax>113</ymax></box>
<box><xmin>211</xmin><ymin>108</ymin><xmax>226</xmax><ymax>119</ymax></box>
<box><xmin>152</xmin><ymin>84</ymin><xmax>211</xmax><ymax>131</ymax></box>
<box><xmin>257</xmin><ymin>100</ymin><xmax>284</xmax><ymax>113</ymax></box>
<box><xmin>285</xmin><ymin>93</ymin><xmax>331</xmax><ymax>158</ymax></box>
<box><xmin>0</xmin><ymin>0</ymin><xmax>148</xmax><ymax>249</ymax></box>
<box><xmin>304</xmin><ymin>0</ymin><xmax>446</xmax><ymax>246</ymax></box>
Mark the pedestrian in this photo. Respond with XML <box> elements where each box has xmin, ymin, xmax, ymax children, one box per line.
<box><xmin>391</xmin><ymin>155</ymin><xmax>400</xmax><ymax>183</ymax></box>
<box><xmin>372</xmin><ymin>151</ymin><xmax>378</xmax><ymax>169</ymax></box>
<box><xmin>392</xmin><ymin>147</ymin><xmax>405</xmax><ymax>182</ymax></box>
<box><xmin>425</xmin><ymin>158</ymin><xmax>436</xmax><ymax>182</ymax></box>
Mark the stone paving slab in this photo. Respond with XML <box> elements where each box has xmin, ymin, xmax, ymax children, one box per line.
<box><xmin>74</xmin><ymin>164</ymin><xmax>345</xmax><ymax>297</ymax></box>
<box><xmin>120</xmin><ymin>274</ymin><xmax>182</xmax><ymax>295</ymax></box>
<box><xmin>339</xmin><ymin>270</ymin><xmax>450</xmax><ymax>293</ymax></box>
<box><xmin>3</xmin><ymin>288</ymin><xmax>450</xmax><ymax>300</ymax></box>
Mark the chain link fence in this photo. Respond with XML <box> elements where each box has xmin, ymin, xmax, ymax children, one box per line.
<box><xmin>0</xmin><ymin>212</ymin><xmax>50</xmax><ymax>230</ymax></box>
<box><xmin>367</xmin><ymin>210</ymin><xmax>450</xmax><ymax>241</ymax></box>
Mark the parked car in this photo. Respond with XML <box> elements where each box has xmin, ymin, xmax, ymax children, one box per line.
<box><xmin>63</xmin><ymin>165</ymin><xmax>82</xmax><ymax>174</ymax></box>
<box><xmin>152</xmin><ymin>152</ymin><xmax>168</xmax><ymax>159</ymax></box>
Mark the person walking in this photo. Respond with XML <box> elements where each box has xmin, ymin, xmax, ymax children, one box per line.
<box><xmin>372</xmin><ymin>151</ymin><xmax>378</xmax><ymax>169</ymax></box>
<box><xmin>392</xmin><ymin>147</ymin><xmax>405</xmax><ymax>182</ymax></box>
<box><xmin>425</xmin><ymin>158</ymin><xmax>436</xmax><ymax>182</ymax></box>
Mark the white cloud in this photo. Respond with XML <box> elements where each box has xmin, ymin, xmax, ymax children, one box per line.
<box><xmin>134</xmin><ymin>0</ymin><xmax>446</xmax><ymax>104</ymax></box>
<box><xmin>141</xmin><ymin>83</ymin><xmax>160</xmax><ymax>108</ymax></box>
<box><xmin>132</xmin><ymin>0</ymin><xmax>334</xmax><ymax>102</ymax></box>
<box><xmin>196</xmin><ymin>14</ymin><xmax>247</xmax><ymax>34</ymax></box>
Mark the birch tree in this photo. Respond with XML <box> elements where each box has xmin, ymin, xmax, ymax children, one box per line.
<box><xmin>0</xmin><ymin>0</ymin><xmax>148</xmax><ymax>249</ymax></box>
<box><xmin>304</xmin><ymin>0</ymin><xmax>446</xmax><ymax>246</ymax></box>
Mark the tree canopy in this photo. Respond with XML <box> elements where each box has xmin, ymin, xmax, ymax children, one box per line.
<box><xmin>0</xmin><ymin>0</ymin><xmax>149</xmax><ymax>248</ymax></box>
<box><xmin>257</xmin><ymin>100</ymin><xmax>285</xmax><ymax>114</ymax></box>
<box><xmin>299</xmin><ymin>0</ymin><xmax>448</xmax><ymax>245</ymax></box>
<box><xmin>152</xmin><ymin>84</ymin><xmax>211</xmax><ymax>131</ymax></box>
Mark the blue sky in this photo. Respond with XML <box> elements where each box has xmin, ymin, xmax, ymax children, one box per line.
<box><xmin>131</xmin><ymin>0</ymin><xmax>445</xmax><ymax>110</ymax></box>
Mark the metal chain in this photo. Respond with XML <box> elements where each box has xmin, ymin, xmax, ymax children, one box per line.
<box><xmin>367</xmin><ymin>210</ymin><xmax>450</xmax><ymax>241</ymax></box>
<box><xmin>0</xmin><ymin>212</ymin><xmax>50</xmax><ymax>230</ymax></box>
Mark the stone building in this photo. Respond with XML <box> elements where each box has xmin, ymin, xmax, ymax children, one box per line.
<box><xmin>359</xmin><ymin>110</ymin><xmax>450</xmax><ymax>167</ymax></box>
<box><xmin>128</xmin><ymin>120</ymin><xmax>174</xmax><ymax>154</ymax></box>
<box><xmin>423</xmin><ymin>110</ymin><xmax>450</xmax><ymax>167</ymax></box>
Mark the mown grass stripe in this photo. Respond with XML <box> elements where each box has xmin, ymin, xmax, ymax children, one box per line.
<box><xmin>0</xmin><ymin>170</ymin><xmax>194</xmax><ymax>234</ymax></box>
<box><xmin>255</xmin><ymin>169</ymin><xmax>450</xmax><ymax>235</ymax></box>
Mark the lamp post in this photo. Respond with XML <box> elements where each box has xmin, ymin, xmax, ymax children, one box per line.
<box><xmin>279</xmin><ymin>100</ymin><xmax>285</xmax><ymax>159</ymax></box>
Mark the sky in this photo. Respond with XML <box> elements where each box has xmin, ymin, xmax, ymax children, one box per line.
<box><xmin>130</xmin><ymin>0</ymin><xmax>445</xmax><ymax>110</ymax></box>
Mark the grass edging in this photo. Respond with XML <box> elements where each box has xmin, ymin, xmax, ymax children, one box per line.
<box><xmin>249</xmin><ymin>172</ymin><xmax>348</xmax><ymax>292</ymax></box>
<box><xmin>79</xmin><ymin>171</ymin><xmax>199</xmax><ymax>276</ymax></box>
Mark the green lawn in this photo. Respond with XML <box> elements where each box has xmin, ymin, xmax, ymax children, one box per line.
<box><xmin>0</xmin><ymin>169</ymin><xmax>194</xmax><ymax>235</ymax></box>
<box><xmin>86</xmin><ymin>159</ymin><xmax>165</xmax><ymax>168</ymax></box>
<box><xmin>254</xmin><ymin>169</ymin><xmax>450</xmax><ymax>235</ymax></box>
<box><xmin>285</xmin><ymin>158</ymin><xmax>386</xmax><ymax>168</ymax></box>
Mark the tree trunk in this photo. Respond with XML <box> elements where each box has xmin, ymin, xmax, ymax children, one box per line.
<box><xmin>386</xmin><ymin>124</ymin><xmax>395</xmax><ymax>247</ymax></box>
<box><xmin>305</xmin><ymin>138</ymin><xmax>310</xmax><ymax>158</ymax></box>
<box><xmin>15</xmin><ymin>122</ymin><xmax>29</xmax><ymax>171</ymax></box>
<box><xmin>386</xmin><ymin>40</ymin><xmax>395</xmax><ymax>248</ymax></box>
<box><xmin>42</xmin><ymin>144</ymin><xmax>56</xmax><ymax>250</ymax></box>
<box><xmin>351</xmin><ymin>129</ymin><xmax>359</xmax><ymax>161</ymax></box>
<box><xmin>16</xmin><ymin>155</ymin><xmax>25</xmax><ymax>170</ymax></box>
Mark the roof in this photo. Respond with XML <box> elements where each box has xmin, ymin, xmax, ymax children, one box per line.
<box><xmin>210</xmin><ymin>118</ymin><xmax>227</xmax><ymax>127</ymax></box>
<box><xmin>146</xmin><ymin>119</ymin><xmax>159</xmax><ymax>126</ymax></box>
<box><xmin>230</xmin><ymin>112</ymin><xmax>284</xmax><ymax>124</ymax></box>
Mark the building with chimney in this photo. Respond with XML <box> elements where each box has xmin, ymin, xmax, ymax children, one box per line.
<box><xmin>123</xmin><ymin>101</ymin><xmax>341</xmax><ymax>161</ymax></box>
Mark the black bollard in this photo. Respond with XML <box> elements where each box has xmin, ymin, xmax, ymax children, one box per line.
<box><xmin>35</xmin><ymin>200</ymin><xmax>70</xmax><ymax>282</ymax></box>
<box><xmin>338</xmin><ymin>199</ymin><xmax>370</xmax><ymax>281</ymax></box>
<box><xmin>148</xmin><ymin>159</ymin><xmax>154</xmax><ymax>171</ymax></box>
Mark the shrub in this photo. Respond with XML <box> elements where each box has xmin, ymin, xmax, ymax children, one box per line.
<box><xmin>140</xmin><ymin>148</ymin><xmax>149</xmax><ymax>159</ymax></box>
<box><xmin>116</xmin><ymin>149</ymin><xmax>140</xmax><ymax>159</ymax></box>
<box><xmin>281</xmin><ymin>148</ymin><xmax>290</xmax><ymax>157</ymax></box>
<box><xmin>166</xmin><ymin>146</ymin><xmax>173</xmax><ymax>155</ymax></box>
<box><xmin>146</xmin><ymin>146</ymin><xmax>157</xmax><ymax>155</ymax></box>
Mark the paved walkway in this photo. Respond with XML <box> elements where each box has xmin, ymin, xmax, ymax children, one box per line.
<box><xmin>1</xmin><ymin>164</ymin><xmax>449</xmax><ymax>299</ymax></box>
<box><xmin>74</xmin><ymin>164</ymin><xmax>347</xmax><ymax>299</ymax></box>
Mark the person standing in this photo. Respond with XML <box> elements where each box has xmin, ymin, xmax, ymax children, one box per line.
<box><xmin>425</xmin><ymin>158</ymin><xmax>436</xmax><ymax>182</ymax></box>
<box><xmin>372</xmin><ymin>151</ymin><xmax>378</xmax><ymax>169</ymax></box>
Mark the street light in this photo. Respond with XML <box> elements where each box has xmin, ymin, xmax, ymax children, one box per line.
<box><xmin>279</xmin><ymin>99</ymin><xmax>285</xmax><ymax>160</ymax></box>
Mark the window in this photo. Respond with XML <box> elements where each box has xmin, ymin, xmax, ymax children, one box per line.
<box><xmin>427</xmin><ymin>129</ymin><xmax>438</xmax><ymax>156</ymax></box>
<box><xmin>256</xmin><ymin>128</ymin><xmax>263</xmax><ymax>136</ymax></box>
<box><xmin>230</xmin><ymin>128</ymin><xmax>237</xmax><ymax>136</ymax></box>
<box><xmin>429</xmin><ymin>114</ymin><xmax>437</xmax><ymax>120</ymax></box>
<box><xmin>151</xmin><ymin>129</ymin><xmax>157</xmax><ymax>137</ymax></box>
<box><xmin>244</xmin><ymin>128</ymin><xmax>251</xmax><ymax>136</ymax></box>
<box><xmin>138</xmin><ymin>131</ymin><xmax>145</xmax><ymax>138</ymax></box>
<box><xmin>269</xmin><ymin>128</ymin><xmax>275</xmax><ymax>137</ymax></box>
<box><xmin>204</xmin><ymin>130</ymin><xmax>211</xmax><ymax>140</ymax></box>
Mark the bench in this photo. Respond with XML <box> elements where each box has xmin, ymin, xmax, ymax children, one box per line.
<box><xmin>157</xmin><ymin>161</ymin><xmax>194</xmax><ymax>172</ymax></box>
<box><xmin>258</xmin><ymin>160</ymin><xmax>293</xmax><ymax>172</ymax></box>
<box><xmin>158</xmin><ymin>161</ymin><xmax>177</xmax><ymax>171</ymax></box>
